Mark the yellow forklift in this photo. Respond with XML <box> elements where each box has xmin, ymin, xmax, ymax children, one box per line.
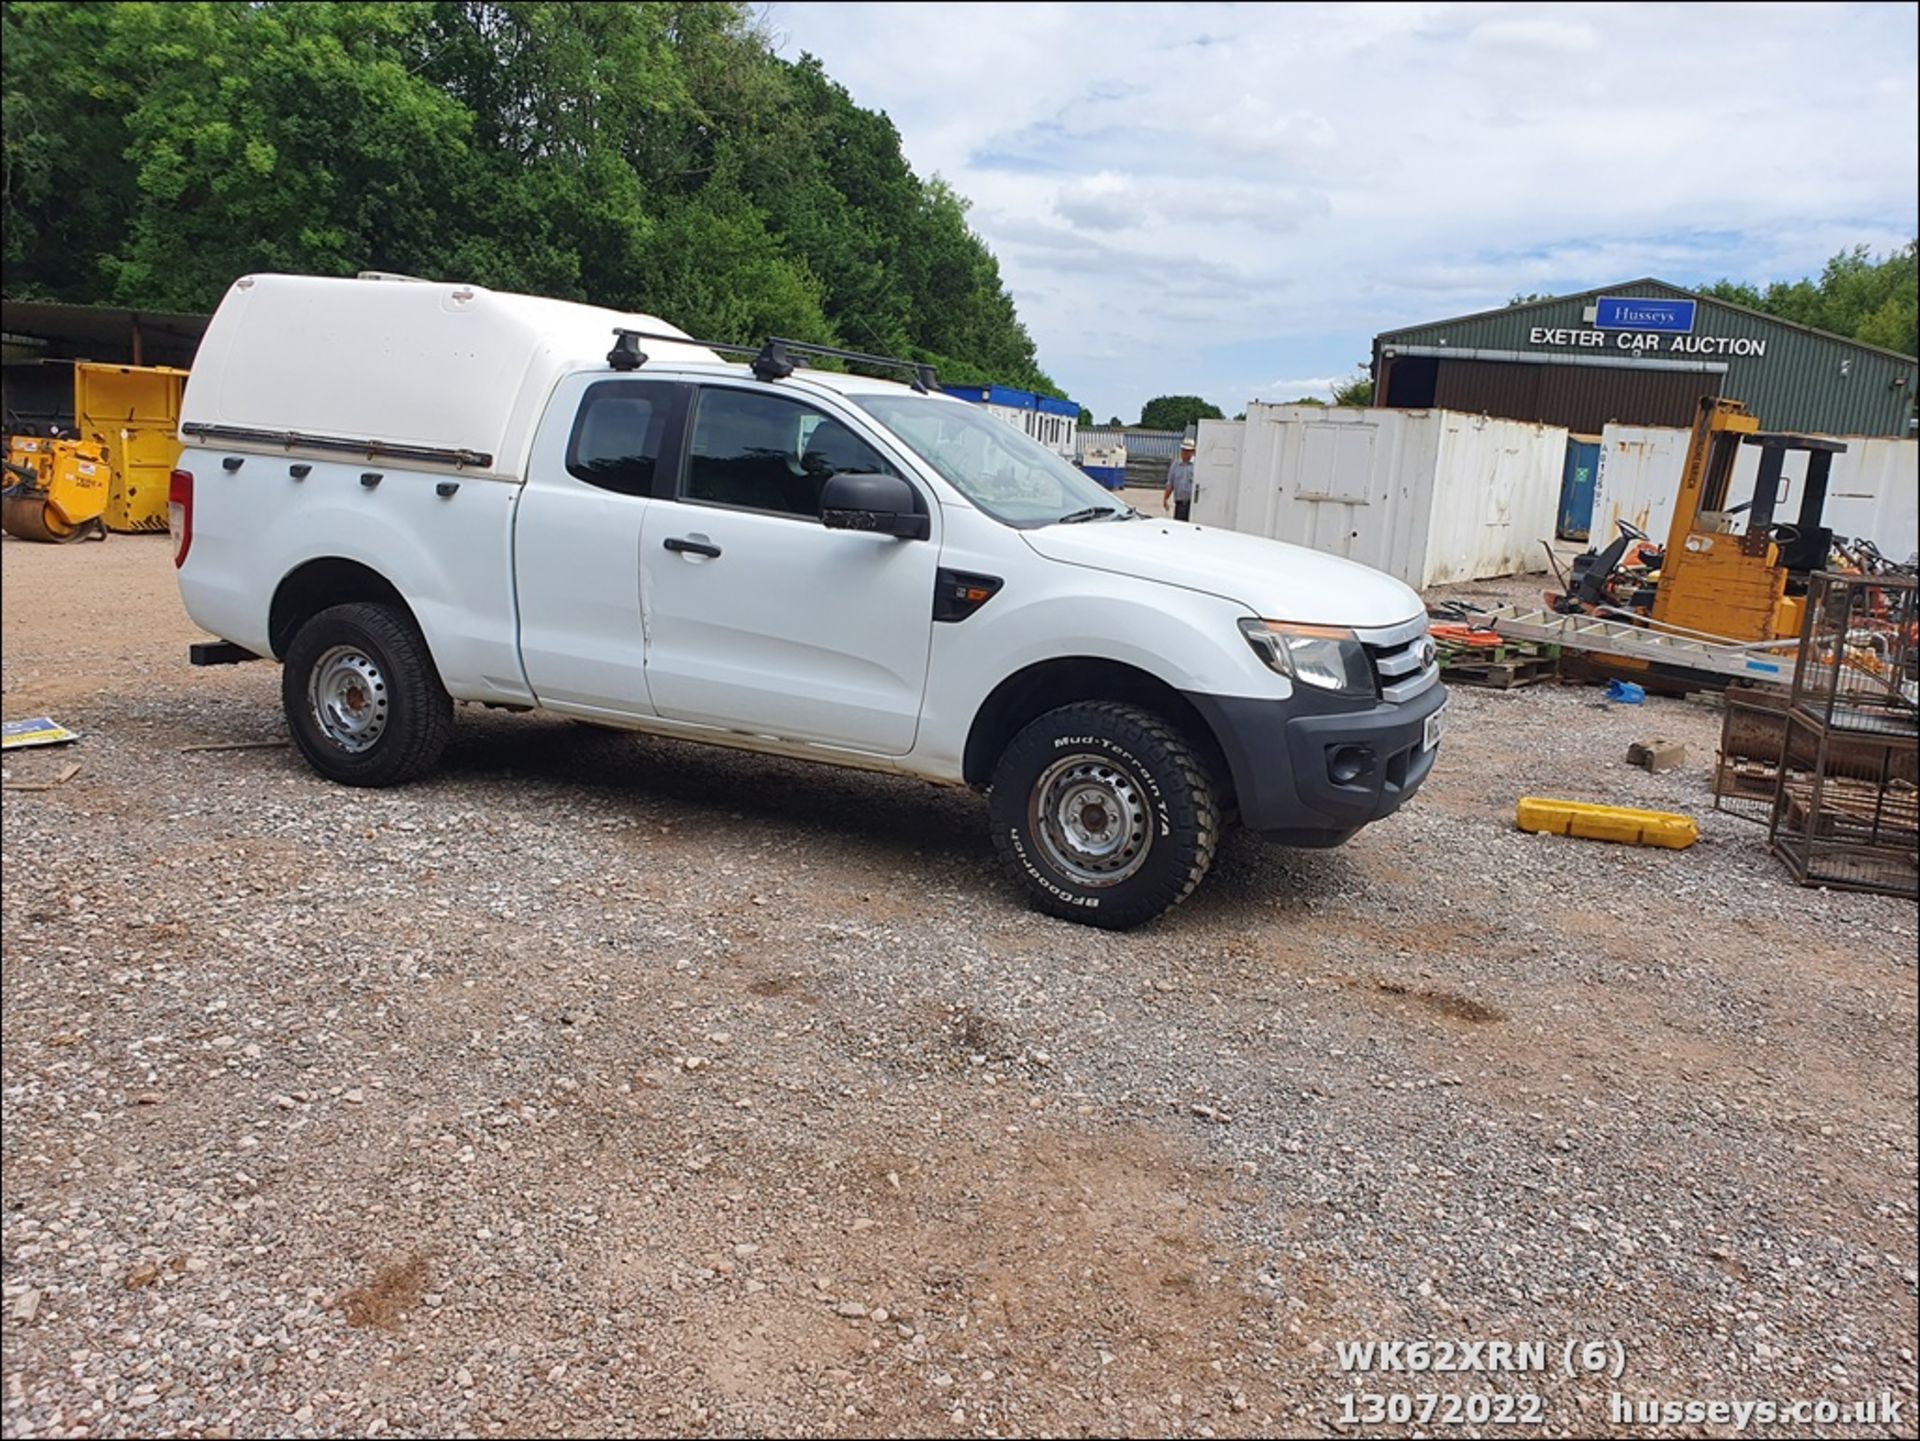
<box><xmin>1651</xmin><ymin>396</ymin><xmax>1844</xmax><ymax>643</ymax></box>
<box><xmin>1553</xmin><ymin>395</ymin><xmax>1845</xmax><ymax>644</ymax></box>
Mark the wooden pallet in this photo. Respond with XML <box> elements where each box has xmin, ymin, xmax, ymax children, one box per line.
<box><xmin>1779</xmin><ymin>774</ymin><xmax>1919</xmax><ymax>837</ymax></box>
<box><xmin>1439</xmin><ymin>652</ymin><xmax>1559</xmax><ymax>689</ymax></box>
<box><xmin>1714</xmin><ymin>754</ymin><xmax>1790</xmax><ymax>825</ymax></box>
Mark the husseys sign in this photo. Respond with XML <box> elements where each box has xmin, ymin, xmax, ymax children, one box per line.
<box><xmin>1528</xmin><ymin>295</ymin><xmax>1768</xmax><ymax>357</ymax></box>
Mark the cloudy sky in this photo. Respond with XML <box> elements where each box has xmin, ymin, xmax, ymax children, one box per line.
<box><xmin>765</xmin><ymin>1</ymin><xmax>1919</xmax><ymax>423</ymax></box>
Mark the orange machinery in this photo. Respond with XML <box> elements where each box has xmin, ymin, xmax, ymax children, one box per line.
<box><xmin>1649</xmin><ymin>396</ymin><xmax>1846</xmax><ymax>645</ymax></box>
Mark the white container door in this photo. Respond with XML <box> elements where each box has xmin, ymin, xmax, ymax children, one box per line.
<box><xmin>1191</xmin><ymin>419</ymin><xmax>1242</xmax><ymax>527</ymax></box>
<box><xmin>1593</xmin><ymin>424</ymin><xmax>1689</xmax><ymax>542</ymax></box>
<box><xmin>1291</xmin><ymin>421</ymin><xmax>1380</xmax><ymax>561</ymax></box>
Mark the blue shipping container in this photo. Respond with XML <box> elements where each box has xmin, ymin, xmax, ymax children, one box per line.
<box><xmin>1557</xmin><ymin>439</ymin><xmax>1600</xmax><ymax>541</ymax></box>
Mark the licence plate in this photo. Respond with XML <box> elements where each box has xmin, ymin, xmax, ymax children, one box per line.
<box><xmin>1422</xmin><ymin>702</ymin><xmax>1447</xmax><ymax>751</ymax></box>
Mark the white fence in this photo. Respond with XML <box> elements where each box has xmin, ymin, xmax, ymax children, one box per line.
<box><xmin>1590</xmin><ymin>424</ymin><xmax>1918</xmax><ymax>563</ymax></box>
<box><xmin>1192</xmin><ymin>405</ymin><xmax>1567</xmax><ymax>588</ymax></box>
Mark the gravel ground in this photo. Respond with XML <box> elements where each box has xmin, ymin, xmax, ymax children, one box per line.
<box><xmin>3</xmin><ymin>535</ymin><xmax>1916</xmax><ymax>1439</ymax></box>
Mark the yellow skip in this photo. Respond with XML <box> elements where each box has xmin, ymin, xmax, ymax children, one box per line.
<box><xmin>1515</xmin><ymin>797</ymin><xmax>1697</xmax><ymax>849</ymax></box>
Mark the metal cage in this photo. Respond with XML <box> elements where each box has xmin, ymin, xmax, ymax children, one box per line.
<box><xmin>1765</xmin><ymin>572</ymin><xmax>1918</xmax><ymax>897</ymax></box>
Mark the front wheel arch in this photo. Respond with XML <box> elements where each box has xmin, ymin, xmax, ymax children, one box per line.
<box><xmin>962</xmin><ymin>656</ymin><xmax>1234</xmax><ymax>812</ymax></box>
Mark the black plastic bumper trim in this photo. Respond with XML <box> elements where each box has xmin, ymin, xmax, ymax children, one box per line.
<box><xmin>1186</xmin><ymin>681</ymin><xmax>1446</xmax><ymax>842</ymax></box>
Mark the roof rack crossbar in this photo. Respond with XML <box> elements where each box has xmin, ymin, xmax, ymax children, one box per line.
<box><xmin>611</xmin><ymin>328</ymin><xmax>761</xmax><ymax>362</ymax></box>
<box><xmin>760</xmin><ymin>337</ymin><xmax>938</xmax><ymax>394</ymax></box>
<box><xmin>607</xmin><ymin>328</ymin><xmax>938</xmax><ymax>393</ymax></box>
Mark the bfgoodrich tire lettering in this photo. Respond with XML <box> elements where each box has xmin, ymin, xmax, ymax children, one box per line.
<box><xmin>989</xmin><ymin>702</ymin><xmax>1220</xmax><ymax>929</ymax></box>
<box><xmin>282</xmin><ymin>602</ymin><xmax>453</xmax><ymax>787</ymax></box>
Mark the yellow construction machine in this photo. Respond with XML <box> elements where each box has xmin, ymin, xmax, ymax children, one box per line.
<box><xmin>3</xmin><ymin>431</ymin><xmax>111</xmax><ymax>542</ymax></box>
<box><xmin>1649</xmin><ymin>395</ymin><xmax>1844</xmax><ymax>644</ymax></box>
<box><xmin>2</xmin><ymin>362</ymin><xmax>186</xmax><ymax>543</ymax></box>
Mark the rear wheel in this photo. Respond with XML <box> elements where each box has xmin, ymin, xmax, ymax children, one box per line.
<box><xmin>282</xmin><ymin>602</ymin><xmax>453</xmax><ymax>786</ymax></box>
<box><xmin>989</xmin><ymin>701</ymin><xmax>1220</xmax><ymax>929</ymax></box>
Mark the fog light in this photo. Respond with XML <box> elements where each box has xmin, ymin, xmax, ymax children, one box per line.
<box><xmin>1329</xmin><ymin>745</ymin><xmax>1373</xmax><ymax>785</ymax></box>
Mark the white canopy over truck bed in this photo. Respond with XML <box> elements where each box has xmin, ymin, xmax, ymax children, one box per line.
<box><xmin>180</xmin><ymin>273</ymin><xmax>721</xmax><ymax>481</ymax></box>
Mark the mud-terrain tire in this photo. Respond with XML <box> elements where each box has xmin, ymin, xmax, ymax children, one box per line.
<box><xmin>989</xmin><ymin>701</ymin><xmax>1221</xmax><ymax>929</ymax></box>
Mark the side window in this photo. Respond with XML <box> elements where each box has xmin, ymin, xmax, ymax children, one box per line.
<box><xmin>686</xmin><ymin>388</ymin><xmax>896</xmax><ymax>519</ymax></box>
<box><xmin>566</xmin><ymin>382</ymin><xmax>677</xmax><ymax>497</ymax></box>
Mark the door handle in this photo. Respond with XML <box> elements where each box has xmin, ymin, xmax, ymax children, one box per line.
<box><xmin>663</xmin><ymin>536</ymin><xmax>722</xmax><ymax>559</ymax></box>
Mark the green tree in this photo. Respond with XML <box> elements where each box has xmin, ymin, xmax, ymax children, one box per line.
<box><xmin>1698</xmin><ymin>242</ymin><xmax>1916</xmax><ymax>356</ymax></box>
<box><xmin>1284</xmin><ymin>396</ymin><xmax>1326</xmax><ymax>407</ymax></box>
<box><xmin>2</xmin><ymin>2</ymin><xmax>141</xmax><ymax>295</ymax></box>
<box><xmin>638</xmin><ymin>184</ymin><xmax>833</xmax><ymax>343</ymax></box>
<box><xmin>1331</xmin><ymin>375</ymin><xmax>1373</xmax><ymax>406</ymax></box>
<box><xmin>1137</xmin><ymin>395</ymin><xmax>1223</xmax><ymax>431</ymax></box>
<box><xmin>0</xmin><ymin>0</ymin><xmax>1062</xmax><ymax>385</ymax></box>
<box><xmin>1106</xmin><ymin>415</ymin><xmax>1123</xmax><ymax>427</ymax></box>
<box><xmin>1076</xmin><ymin>407</ymin><xmax>1093</xmax><ymax>425</ymax></box>
<box><xmin>111</xmin><ymin>4</ymin><xmax>483</xmax><ymax>308</ymax></box>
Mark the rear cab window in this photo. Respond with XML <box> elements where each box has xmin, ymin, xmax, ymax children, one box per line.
<box><xmin>566</xmin><ymin>381</ymin><xmax>688</xmax><ymax>497</ymax></box>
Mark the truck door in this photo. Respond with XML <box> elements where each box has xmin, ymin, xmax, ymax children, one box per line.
<box><xmin>514</xmin><ymin>378</ymin><xmax>689</xmax><ymax>715</ymax></box>
<box><xmin>639</xmin><ymin>384</ymin><xmax>938</xmax><ymax>755</ymax></box>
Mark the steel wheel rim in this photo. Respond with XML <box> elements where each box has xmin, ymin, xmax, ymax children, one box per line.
<box><xmin>309</xmin><ymin>645</ymin><xmax>390</xmax><ymax>753</ymax></box>
<box><xmin>1031</xmin><ymin>753</ymin><xmax>1152</xmax><ymax>886</ymax></box>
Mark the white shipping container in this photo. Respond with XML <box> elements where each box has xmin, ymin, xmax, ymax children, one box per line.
<box><xmin>975</xmin><ymin>400</ymin><xmax>1077</xmax><ymax>459</ymax></box>
<box><xmin>1192</xmin><ymin>404</ymin><xmax>1566</xmax><ymax>588</ymax></box>
<box><xmin>1591</xmin><ymin>423</ymin><xmax>1918</xmax><ymax>563</ymax></box>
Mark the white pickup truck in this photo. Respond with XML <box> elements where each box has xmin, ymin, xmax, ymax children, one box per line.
<box><xmin>172</xmin><ymin>274</ymin><xmax>1444</xmax><ymax>928</ymax></box>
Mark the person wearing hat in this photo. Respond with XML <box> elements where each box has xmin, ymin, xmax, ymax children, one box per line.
<box><xmin>1163</xmin><ymin>440</ymin><xmax>1196</xmax><ymax>521</ymax></box>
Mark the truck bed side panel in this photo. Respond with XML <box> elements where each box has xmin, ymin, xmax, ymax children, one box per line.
<box><xmin>175</xmin><ymin>450</ymin><xmax>532</xmax><ymax>705</ymax></box>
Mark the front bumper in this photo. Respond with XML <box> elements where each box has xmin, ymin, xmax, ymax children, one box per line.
<box><xmin>1187</xmin><ymin>681</ymin><xmax>1447</xmax><ymax>845</ymax></box>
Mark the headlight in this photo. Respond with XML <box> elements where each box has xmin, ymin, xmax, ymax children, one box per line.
<box><xmin>1238</xmin><ymin>619</ymin><xmax>1376</xmax><ymax>696</ymax></box>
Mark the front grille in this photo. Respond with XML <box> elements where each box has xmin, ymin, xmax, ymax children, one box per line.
<box><xmin>1358</xmin><ymin>616</ymin><xmax>1439</xmax><ymax>703</ymax></box>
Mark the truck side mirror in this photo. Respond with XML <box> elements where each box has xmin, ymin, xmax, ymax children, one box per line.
<box><xmin>820</xmin><ymin>472</ymin><xmax>929</xmax><ymax>541</ymax></box>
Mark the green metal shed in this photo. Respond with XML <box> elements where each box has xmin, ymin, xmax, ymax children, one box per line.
<box><xmin>1373</xmin><ymin>279</ymin><xmax>1915</xmax><ymax>437</ymax></box>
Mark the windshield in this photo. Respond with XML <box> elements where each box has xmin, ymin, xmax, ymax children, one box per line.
<box><xmin>853</xmin><ymin>394</ymin><xmax>1129</xmax><ymax>527</ymax></box>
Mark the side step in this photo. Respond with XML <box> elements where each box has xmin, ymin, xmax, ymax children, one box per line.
<box><xmin>189</xmin><ymin>641</ymin><xmax>262</xmax><ymax>666</ymax></box>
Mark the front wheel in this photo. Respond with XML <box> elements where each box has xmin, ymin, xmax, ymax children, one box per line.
<box><xmin>989</xmin><ymin>702</ymin><xmax>1221</xmax><ymax>929</ymax></box>
<box><xmin>282</xmin><ymin>602</ymin><xmax>453</xmax><ymax>786</ymax></box>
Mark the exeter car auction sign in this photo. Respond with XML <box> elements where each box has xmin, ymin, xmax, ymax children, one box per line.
<box><xmin>1528</xmin><ymin>294</ymin><xmax>1769</xmax><ymax>358</ymax></box>
<box><xmin>1526</xmin><ymin>325</ymin><xmax>1769</xmax><ymax>356</ymax></box>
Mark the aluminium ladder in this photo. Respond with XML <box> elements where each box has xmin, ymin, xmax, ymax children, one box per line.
<box><xmin>1487</xmin><ymin>605</ymin><xmax>1799</xmax><ymax>686</ymax></box>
